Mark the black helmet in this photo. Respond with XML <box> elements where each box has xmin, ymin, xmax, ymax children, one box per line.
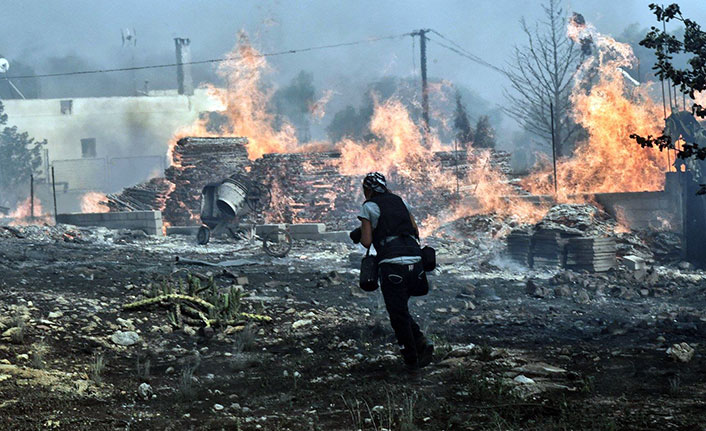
<box><xmin>363</xmin><ymin>172</ymin><xmax>387</xmax><ymax>193</ymax></box>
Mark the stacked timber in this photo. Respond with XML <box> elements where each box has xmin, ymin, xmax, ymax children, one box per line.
<box><xmin>107</xmin><ymin>177</ymin><xmax>173</xmax><ymax>212</ymax></box>
<box><xmin>163</xmin><ymin>137</ymin><xmax>250</xmax><ymax>225</ymax></box>
<box><xmin>250</xmin><ymin>152</ymin><xmax>361</xmax><ymax>230</ymax></box>
<box><xmin>531</xmin><ymin>229</ymin><xmax>565</xmax><ymax>268</ymax></box>
<box><xmin>565</xmin><ymin>237</ymin><xmax>617</xmax><ymax>272</ymax></box>
<box><xmin>507</xmin><ymin>229</ymin><xmax>532</xmax><ymax>266</ymax></box>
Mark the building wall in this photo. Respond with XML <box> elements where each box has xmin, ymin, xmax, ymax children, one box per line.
<box><xmin>593</xmin><ymin>173</ymin><xmax>683</xmax><ymax>233</ymax></box>
<box><xmin>2</xmin><ymin>89</ymin><xmax>223</xmax><ymax>192</ymax></box>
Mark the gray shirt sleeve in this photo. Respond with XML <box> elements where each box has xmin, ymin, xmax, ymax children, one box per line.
<box><xmin>357</xmin><ymin>202</ymin><xmax>381</xmax><ymax>229</ymax></box>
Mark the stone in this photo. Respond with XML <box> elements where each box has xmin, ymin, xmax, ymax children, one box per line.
<box><xmin>137</xmin><ymin>382</ymin><xmax>153</xmax><ymax>400</ymax></box>
<box><xmin>678</xmin><ymin>261</ymin><xmax>693</xmax><ymax>271</ymax></box>
<box><xmin>573</xmin><ymin>289</ymin><xmax>591</xmax><ymax>304</ymax></box>
<box><xmin>513</xmin><ymin>375</ymin><xmax>535</xmax><ymax>384</ymax></box>
<box><xmin>47</xmin><ymin>311</ymin><xmax>63</xmax><ymax>319</ymax></box>
<box><xmin>213</xmin><ymin>403</ymin><xmax>224</xmax><ymax>411</ymax></box>
<box><xmin>110</xmin><ymin>330</ymin><xmax>140</xmax><ymax>346</ymax></box>
<box><xmin>116</xmin><ymin>318</ymin><xmax>135</xmax><ymax>331</ymax></box>
<box><xmin>623</xmin><ymin>255</ymin><xmax>646</xmax><ymax>271</ymax></box>
<box><xmin>2</xmin><ymin>327</ymin><xmax>23</xmax><ymax>343</ymax></box>
<box><xmin>667</xmin><ymin>342</ymin><xmax>695</xmax><ymax>363</ymax></box>
<box><xmin>554</xmin><ymin>286</ymin><xmax>572</xmax><ymax>298</ymax></box>
<box><xmin>292</xmin><ymin>319</ymin><xmax>312</xmax><ymax>329</ymax></box>
<box><xmin>526</xmin><ymin>279</ymin><xmax>550</xmax><ymax>298</ymax></box>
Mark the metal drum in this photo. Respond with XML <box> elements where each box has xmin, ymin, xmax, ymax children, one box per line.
<box><xmin>216</xmin><ymin>178</ymin><xmax>248</xmax><ymax>218</ymax></box>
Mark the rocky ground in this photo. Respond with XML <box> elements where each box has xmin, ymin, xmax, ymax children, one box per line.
<box><xmin>1</xmin><ymin>224</ymin><xmax>705</xmax><ymax>430</ymax></box>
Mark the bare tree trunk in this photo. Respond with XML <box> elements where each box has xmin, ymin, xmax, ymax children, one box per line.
<box><xmin>504</xmin><ymin>0</ymin><xmax>585</xmax><ymax>158</ymax></box>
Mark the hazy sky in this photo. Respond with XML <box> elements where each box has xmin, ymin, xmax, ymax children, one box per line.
<box><xmin>2</xmin><ymin>1</ymin><xmax>704</xmax><ymax>115</ymax></box>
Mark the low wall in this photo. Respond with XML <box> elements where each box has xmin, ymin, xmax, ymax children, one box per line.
<box><xmin>593</xmin><ymin>173</ymin><xmax>683</xmax><ymax>233</ymax></box>
<box><xmin>56</xmin><ymin>211</ymin><xmax>163</xmax><ymax>236</ymax></box>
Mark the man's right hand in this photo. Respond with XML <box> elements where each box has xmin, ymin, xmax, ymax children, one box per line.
<box><xmin>349</xmin><ymin>227</ymin><xmax>362</xmax><ymax>244</ymax></box>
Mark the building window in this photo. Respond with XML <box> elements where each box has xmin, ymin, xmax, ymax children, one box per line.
<box><xmin>81</xmin><ymin>138</ymin><xmax>96</xmax><ymax>158</ymax></box>
<box><xmin>60</xmin><ymin>99</ymin><xmax>73</xmax><ymax>115</ymax></box>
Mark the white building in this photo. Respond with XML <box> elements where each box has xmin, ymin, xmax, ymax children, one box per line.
<box><xmin>2</xmin><ymin>88</ymin><xmax>224</xmax><ymax>212</ymax></box>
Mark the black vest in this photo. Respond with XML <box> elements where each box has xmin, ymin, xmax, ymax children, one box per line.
<box><xmin>367</xmin><ymin>192</ymin><xmax>421</xmax><ymax>260</ymax></box>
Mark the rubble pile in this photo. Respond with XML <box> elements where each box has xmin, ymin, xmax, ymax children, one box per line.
<box><xmin>507</xmin><ymin>204</ymin><xmax>622</xmax><ymax>272</ymax></box>
<box><xmin>435</xmin><ymin>149</ymin><xmax>513</xmax><ymax>177</ymax></box>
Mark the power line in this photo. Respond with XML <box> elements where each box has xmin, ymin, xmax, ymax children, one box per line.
<box><xmin>4</xmin><ymin>32</ymin><xmax>413</xmax><ymax>80</ymax></box>
<box><xmin>426</xmin><ymin>30</ymin><xmax>507</xmax><ymax>76</ymax></box>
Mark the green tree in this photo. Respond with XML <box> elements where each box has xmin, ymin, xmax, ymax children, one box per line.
<box><xmin>326</xmin><ymin>105</ymin><xmax>368</xmax><ymax>142</ymax></box>
<box><xmin>630</xmin><ymin>3</ymin><xmax>706</xmax><ymax>161</ymax></box>
<box><xmin>272</xmin><ymin>70</ymin><xmax>316</xmax><ymax>142</ymax></box>
<box><xmin>0</xmin><ymin>101</ymin><xmax>46</xmax><ymax>196</ymax></box>
<box><xmin>453</xmin><ymin>91</ymin><xmax>474</xmax><ymax>148</ymax></box>
<box><xmin>474</xmin><ymin>115</ymin><xmax>496</xmax><ymax>149</ymax></box>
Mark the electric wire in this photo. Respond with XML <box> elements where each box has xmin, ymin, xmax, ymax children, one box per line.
<box><xmin>426</xmin><ymin>30</ymin><xmax>507</xmax><ymax>76</ymax></box>
<box><xmin>4</xmin><ymin>32</ymin><xmax>414</xmax><ymax>80</ymax></box>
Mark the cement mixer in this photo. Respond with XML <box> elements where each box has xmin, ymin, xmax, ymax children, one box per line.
<box><xmin>197</xmin><ymin>174</ymin><xmax>292</xmax><ymax>257</ymax></box>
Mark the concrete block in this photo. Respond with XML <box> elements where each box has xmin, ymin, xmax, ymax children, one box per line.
<box><xmin>290</xmin><ymin>233</ymin><xmax>325</xmax><ymax>241</ymax></box>
<box><xmin>320</xmin><ymin>231</ymin><xmax>350</xmax><ymax>243</ymax></box>
<box><xmin>255</xmin><ymin>224</ymin><xmax>286</xmax><ymax>237</ymax></box>
<box><xmin>286</xmin><ymin>223</ymin><xmax>326</xmax><ymax>235</ymax></box>
<box><xmin>623</xmin><ymin>255</ymin><xmax>646</xmax><ymax>271</ymax></box>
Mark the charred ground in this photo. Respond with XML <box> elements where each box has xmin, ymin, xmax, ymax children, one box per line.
<box><xmin>0</xmin><ymin>224</ymin><xmax>705</xmax><ymax>431</ymax></box>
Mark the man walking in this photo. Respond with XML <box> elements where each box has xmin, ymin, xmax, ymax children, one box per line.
<box><xmin>350</xmin><ymin>172</ymin><xmax>433</xmax><ymax>371</ymax></box>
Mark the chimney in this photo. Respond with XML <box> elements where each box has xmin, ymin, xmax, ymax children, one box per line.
<box><xmin>174</xmin><ymin>38</ymin><xmax>194</xmax><ymax>96</ymax></box>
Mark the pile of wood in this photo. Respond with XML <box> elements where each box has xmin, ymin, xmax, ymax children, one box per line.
<box><xmin>506</xmin><ymin>229</ymin><xmax>532</xmax><ymax>266</ymax></box>
<box><xmin>107</xmin><ymin>138</ymin><xmax>518</xmax><ymax>231</ymax></box>
<box><xmin>163</xmin><ymin>137</ymin><xmax>250</xmax><ymax>225</ymax></box>
<box><xmin>107</xmin><ymin>177</ymin><xmax>173</xmax><ymax>212</ymax></box>
<box><xmin>531</xmin><ymin>229</ymin><xmax>568</xmax><ymax>268</ymax></box>
<box><xmin>250</xmin><ymin>152</ymin><xmax>361</xmax><ymax>230</ymax></box>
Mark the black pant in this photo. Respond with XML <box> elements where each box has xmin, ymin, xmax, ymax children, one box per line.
<box><xmin>379</xmin><ymin>261</ymin><xmax>427</xmax><ymax>364</ymax></box>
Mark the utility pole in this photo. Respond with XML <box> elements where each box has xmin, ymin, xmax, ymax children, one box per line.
<box><xmin>412</xmin><ymin>29</ymin><xmax>430</xmax><ymax>146</ymax></box>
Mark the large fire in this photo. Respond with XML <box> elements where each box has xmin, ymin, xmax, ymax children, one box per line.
<box><xmin>523</xmin><ymin>18</ymin><xmax>669</xmax><ymax>198</ymax></box>
<box><xmin>158</xmin><ymin>16</ymin><xmax>676</xmax><ymax>236</ymax></box>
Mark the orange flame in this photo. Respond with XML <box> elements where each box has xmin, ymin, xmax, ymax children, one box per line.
<box><xmin>80</xmin><ymin>192</ymin><xmax>109</xmax><ymax>213</ymax></box>
<box><xmin>9</xmin><ymin>197</ymin><xmax>52</xmax><ymax>226</ymax></box>
<box><xmin>524</xmin><ymin>19</ymin><xmax>668</xmax><ymax>199</ymax></box>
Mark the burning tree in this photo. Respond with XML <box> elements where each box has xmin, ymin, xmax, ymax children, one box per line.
<box><xmin>0</xmin><ymin>101</ymin><xmax>46</xmax><ymax>201</ymax></box>
<box><xmin>504</xmin><ymin>0</ymin><xmax>586</xmax><ymax>157</ymax></box>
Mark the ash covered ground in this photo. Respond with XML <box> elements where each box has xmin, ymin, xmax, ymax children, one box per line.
<box><xmin>1</xmin><ymin>210</ymin><xmax>705</xmax><ymax>431</ymax></box>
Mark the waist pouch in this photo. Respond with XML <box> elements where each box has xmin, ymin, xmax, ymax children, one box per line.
<box><xmin>421</xmin><ymin>246</ymin><xmax>436</xmax><ymax>272</ymax></box>
<box><xmin>359</xmin><ymin>250</ymin><xmax>379</xmax><ymax>292</ymax></box>
<box><xmin>377</xmin><ymin>236</ymin><xmax>422</xmax><ymax>261</ymax></box>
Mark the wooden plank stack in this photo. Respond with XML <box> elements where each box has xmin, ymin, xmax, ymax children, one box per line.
<box><xmin>531</xmin><ymin>229</ymin><xmax>567</xmax><ymax>268</ymax></box>
<box><xmin>565</xmin><ymin>237</ymin><xmax>617</xmax><ymax>272</ymax></box>
<box><xmin>163</xmin><ymin>137</ymin><xmax>250</xmax><ymax>226</ymax></box>
<box><xmin>107</xmin><ymin>177</ymin><xmax>173</xmax><ymax>212</ymax></box>
<box><xmin>507</xmin><ymin>229</ymin><xmax>532</xmax><ymax>266</ymax></box>
<box><xmin>250</xmin><ymin>152</ymin><xmax>361</xmax><ymax>231</ymax></box>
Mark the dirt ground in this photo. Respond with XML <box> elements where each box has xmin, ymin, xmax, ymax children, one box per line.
<box><xmin>1</xmin><ymin>225</ymin><xmax>705</xmax><ymax>430</ymax></box>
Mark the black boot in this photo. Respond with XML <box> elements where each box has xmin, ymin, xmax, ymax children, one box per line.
<box><xmin>400</xmin><ymin>346</ymin><xmax>419</xmax><ymax>371</ymax></box>
<box><xmin>416</xmin><ymin>337</ymin><xmax>434</xmax><ymax>368</ymax></box>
